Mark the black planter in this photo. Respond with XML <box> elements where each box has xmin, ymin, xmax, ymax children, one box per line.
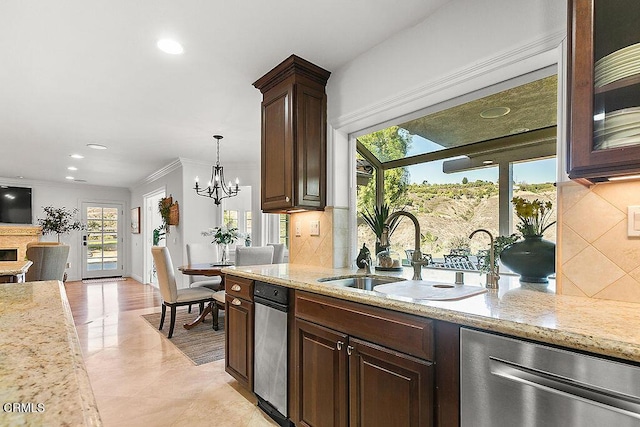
<box><xmin>500</xmin><ymin>235</ymin><xmax>556</xmax><ymax>283</ymax></box>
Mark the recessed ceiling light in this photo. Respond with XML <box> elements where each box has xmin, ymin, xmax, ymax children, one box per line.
<box><xmin>70</xmin><ymin>154</ymin><xmax>84</xmax><ymax>159</ymax></box>
<box><xmin>87</xmin><ymin>143</ymin><xmax>107</xmax><ymax>150</ymax></box>
<box><xmin>480</xmin><ymin>107</ymin><xmax>511</xmax><ymax>119</ymax></box>
<box><xmin>157</xmin><ymin>39</ymin><xmax>184</xmax><ymax>55</ymax></box>
<box><xmin>67</xmin><ymin>166</ymin><xmax>78</xmax><ymax>171</ymax></box>
<box><xmin>594</xmin><ymin>112</ymin><xmax>605</xmax><ymax>121</ymax></box>
<box><xmin>510</xmin><ymin>128</ymin><xmax>530</xmax><ymax>134</ymax></box>
<box><xmin>482</xmin><ymin>160</ymin><xmax>494</xmax><ymax>165</ymax></box>
<box><xmin>65</xmin><ymin>176</ymin><xmax>75</xmax><ymax>180</ymax></box>
<box><xmin>15</xmin><ymin>176</ymin><xmax>24</xmax><ymax>179</ymax></box>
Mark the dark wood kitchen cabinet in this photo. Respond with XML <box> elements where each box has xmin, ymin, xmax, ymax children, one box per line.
<box><xmin>253</xmin><ymin>55</ymin><xmax>331</xmax><ymax>212</ymax></box>
<box><xmin>225</xmin><ymin>275</ymin><xmax>254</xmax><ymax>390</ymax></box>
<box><xmin>567</xmin><ymin>0</ymin><xmax>640</xmax><ymax>183</ymax></box>
<box><xmin>292</xmin><ymin>291</ymin><xmax>441</xmax><ymax>427</ymax></box>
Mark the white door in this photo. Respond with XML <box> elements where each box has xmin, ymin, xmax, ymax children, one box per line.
<box><xmin>81</xmin><ymin>202</ymin><xmax>124</xmax><ymax>279</ymax></box>
<box><xmin>144</xmin><ymin>189</ymin><xmax>165</xmax><ymax>286</ymax></box>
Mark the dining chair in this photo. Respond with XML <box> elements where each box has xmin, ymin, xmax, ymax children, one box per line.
<box><xmin>235</xmin><ymin>246</ymin><xmax>274</xmax><ymax>266</ymax></box>
<box><xmin>185</xmin><ymin>243</ymin><xmax>223</xmax><ymax>315</ymax></box>
<box><xmin>151</xmin><ymin>246</ymin><xmax>221</xmax><ymax>338</ymax></box>
<box><xmin>267</xmin><ymin>243</ymin><xmax>286</xmax><ymax>263</ymax></box>
<box><xmin>25</xmin><ymin>244</ymin><xmax>70</xmax><ymax>282</ymax></box>
<box><xmin>185</xmin><ymin>243</ymin><xmax>222</xmax><ymax>290</ymax></box>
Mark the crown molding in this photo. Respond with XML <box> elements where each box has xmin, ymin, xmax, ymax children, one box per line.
<box><xmin>132</xmin><ymin>159</ymin><xmax>183</xmax><ymax>189</ymax></box>
<box><xmin>330</xmin><ymin>30</ymin><xmax>566</xmax><ymax>133</ymax></box>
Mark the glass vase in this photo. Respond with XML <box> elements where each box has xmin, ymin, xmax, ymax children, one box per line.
<box><xmin>219</xmin><ymin>244</ymin><xmax>229</xmax><ymax>264</ymax></box>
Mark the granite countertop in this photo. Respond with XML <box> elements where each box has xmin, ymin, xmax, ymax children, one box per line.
<box><xmin>0</xmin><ymin>260</ymin><xmax>33</xmax><ymax>275</ymax></box>
<box><xmin>0</xmin><ymin>280</ymin><xmax>101</xmax><ymax>426</ymax></box>
<box><xmin>223</xmin><ymin>263</ymin><xmax>640</xmax><ymax>363</ymax></box>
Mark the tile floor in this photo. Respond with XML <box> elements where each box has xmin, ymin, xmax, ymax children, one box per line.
<box><xmin>70</xmin><ymin>281</ymin><xmax>277</xmax><ymax>427</ymax></box>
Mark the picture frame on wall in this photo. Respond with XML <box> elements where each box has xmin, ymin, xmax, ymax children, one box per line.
<box><xmin>131</xmin><ymin>207</ymin><xmax>140</xmax><ymax>234</ymax></box>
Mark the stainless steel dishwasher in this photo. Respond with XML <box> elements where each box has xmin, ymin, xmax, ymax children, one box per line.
<box><xmin>253</xmin><ymin>281</ymin><xmax>292</xmax><ymax>426</ymax></box>
<box><xmin>461</xmin><ymin>328</ymin><xmax>640</xmax><ymax>426</ymax></box>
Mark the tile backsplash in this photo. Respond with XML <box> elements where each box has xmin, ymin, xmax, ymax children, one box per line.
<box><xmin>289</xmin><ymin>207</ymin><xmax>350</xmax><ymax>268</ymax></box>
<box><xmin>558</xmin><ymin>180</ymin><xmax>640</xmax><ymax>302</ymax></box>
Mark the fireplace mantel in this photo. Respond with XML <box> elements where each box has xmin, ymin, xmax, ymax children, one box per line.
<box><xmin>0</xmin><ymin>225</ymin><xmax>42</xmax><ymax>261</ymax></box>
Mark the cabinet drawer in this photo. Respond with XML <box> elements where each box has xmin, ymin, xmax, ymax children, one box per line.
<box><xmin>225</xmin><ymin>275</ymin><xmax>253</xmax><ymax>301</ymax></box>
<box><xmin>295</xmin><ymin>291</ymin><xmax>433</xmax><ymax>360</ymax></box>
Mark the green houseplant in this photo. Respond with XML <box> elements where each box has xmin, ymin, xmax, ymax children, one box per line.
<box><xmin>37</xmin><ymin>206</ymin><xmax>86</xmax><ymax>242</ymax></box>
<box><xmin>361</xmin><ymin>203</ymin><xmax>401</xmax><ymax>255</ymax></box>
<box><xmin>202</xmin><ymin>225</ymin><xmax>242</xmax><ymax>264</ymax></box>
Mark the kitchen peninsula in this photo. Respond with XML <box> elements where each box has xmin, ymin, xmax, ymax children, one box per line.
<box><xmin>223</xmin><ymin>263</ymin><xmax>640</xmax><ymax>363</ymax></box>
<box><xmin>0</xmin><ymin>280</ymin><xmax>101</xmax><ymax>426</ymax></box>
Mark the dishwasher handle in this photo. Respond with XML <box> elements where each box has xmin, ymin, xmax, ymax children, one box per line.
<box><xmin>254</xmin><ymin>295</ymin><xmax>288</xmax><ymax>312</ymax></box>
<box><xmin>490</xmin><ymin>356</ymin><xmax>640</xmax><ymax>419</ymax></box>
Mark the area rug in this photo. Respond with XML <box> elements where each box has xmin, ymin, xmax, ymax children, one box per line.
<box><xmin>82</xmin><ymin>277</ymin><xmax>127</xmax><ymax>284</ymax></box>
<box><xmin>141</xmin><ymin>308</ymin><xmax>225</xmax><ymax>366</ymax></box>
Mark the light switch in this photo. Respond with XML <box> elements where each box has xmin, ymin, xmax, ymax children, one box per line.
<box><xmin>310</xmin><ymin>220</ymin><xmax>320</xmax><ymax>236</ymax></box>
<box><xmin>628</xmin><ymin>206</ymin><xmax>640</xmax><ymax>236</ymax></box>
<box><xmin>295</xmin><ymin>222</ymin><xmax>301</xmax><ymax>237</ymax></box>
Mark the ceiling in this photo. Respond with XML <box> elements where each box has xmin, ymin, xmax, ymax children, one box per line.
<box><xmin>0</xmin><ymin>0</ymin><xmax>449</xmax><ymax>188</ymax></box>
<box><xmin>360</xmin><ymin>75</ymin><xmax>558</xmax><ymax>165</ymax></box>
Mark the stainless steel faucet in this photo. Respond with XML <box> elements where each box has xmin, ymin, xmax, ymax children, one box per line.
<box><xmin>469</xmin><ymin>229</ymin><xmax>499</xmax><ymax>289</ymax></box>
<box><xmin>380</xmin><ymin>211</ymin><xmax>428</xmax><ymax>280</ymax></box>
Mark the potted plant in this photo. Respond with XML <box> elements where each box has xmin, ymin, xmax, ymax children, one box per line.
<box><xmin>37</xmin><ymin>206</ymin><xmax>86</xmax><ymax>242</ymax></box>
<box><xmin>361</xmin><ymin>203</ymin><xmax>401</xmax><ymax>255</ymax></box>
<box><xmin>499</xmin><ymin>197</ymin><xmax>556</xmax><ymax>283</ymax></box>
<box><xmin>202</xmin><ymin>225</ymin><xmax>242</xmax><ymax>264</ymax></box>
<box><xmin>478</xmin><ymin>233</ymin><xmax>520</xmax><ymax>275</ymax></box>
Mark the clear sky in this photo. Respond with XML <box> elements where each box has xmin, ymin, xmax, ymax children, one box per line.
<box><xmin>404</xmin><ymin>134</ymin><xmax>556</xmax><ymax>184</ymax></box>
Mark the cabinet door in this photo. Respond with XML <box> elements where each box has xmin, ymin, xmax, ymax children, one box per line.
<box><xmin>568</xmin><ymin>0</ymin><xmax>640</xmax><ymax>181</ymax></box>
<box><xmin>295</xmin><ymin>319</ymin><xmax>349</xmax><ymax>427</ymax></box>
<box><xmin>348</xmin><ymin>337</ymin><xmax>434</xmax><ymax>427</ymax></box>
<box><xmin>225</xmin><ymin>294</ymin><xmax>254</xmax><ymax>389</ymax></box>
<box><xmin>261</xmin><ymin>81</ymin><xmax>294</xmax><ymax>211</ymax></box>
<box><xmin>294</xmin><ymin>83</ymin><xmax>326</xmax><ymax>209</ymax></box>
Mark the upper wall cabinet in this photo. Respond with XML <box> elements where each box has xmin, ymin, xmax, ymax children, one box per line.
<box><xmin>253</xmin><ymin>55</ymin><xmax>331</xmax><ymax>212</ymax></box>
<box><xmin>568</xmin><ymin>0</ymin><xmax>640</xmax><ymax>183</ymax></box>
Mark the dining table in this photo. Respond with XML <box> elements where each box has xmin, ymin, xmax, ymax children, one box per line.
<box><xmin>0</xmin><ymin>260</ymin><xmax>33</xmax><ymax>283</ymax></box>
<box><xmin>177</xmin><ymin>262</ymin><xmax>232</xmax><ymax>330</ymax></box>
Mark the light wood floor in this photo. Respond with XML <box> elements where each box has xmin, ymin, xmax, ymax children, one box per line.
<box><xmin>64</xmin><ymin>278</ymin><xmax>276</xmax><ymax>427</ymax></box>
<box><xmin>65</xmin><ymin>278</ymin><xmax>162</xmax><ymax>325</ymax></box>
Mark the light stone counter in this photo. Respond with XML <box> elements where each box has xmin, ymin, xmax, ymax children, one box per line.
<box><xmin>0</xmin><ymin>280</ymin><xmax>101</xmax><ymax>426</ymax></box>
<box><xmin>223</xmin><ymin>263</ymin><xmax>640</xmax><ymax>363</ymax></box>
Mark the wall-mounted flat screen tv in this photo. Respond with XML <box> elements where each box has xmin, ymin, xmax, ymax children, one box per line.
<box><xmin>0</xmin><ymin>186</ymin><xmax>32</xmax><ymax>224</ymax></box>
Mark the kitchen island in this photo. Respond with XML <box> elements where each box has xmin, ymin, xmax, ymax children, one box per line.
<box><xmin>0</xmin><ymin>280</ymin><xmax>101</xmax><ymax>426</ymax></box>
<box><xmin>222</xmin><ymin>262</ymin><xmax>640</xmax><ymax>364</ymax></box>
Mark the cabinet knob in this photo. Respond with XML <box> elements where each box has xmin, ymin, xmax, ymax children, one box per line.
<box><xmin>285</xmin><ymin>196</ymin><xmax>290</xmax><ymax>202</ymax></box>
<box><xmin>231</xmin><ymin>298</ymin><xmax>241</xmax><ymax>306</ymax></box>
<box><xmin>231</xmin><ymin>284</ymin><xmax>241</xmax><ymax>292</ymax></box>
<box><xmin>336</xmin><ymin>341</ymin><xmax>344</xmax><ymax>351</ymax></box>
<box><xmin>347</xmin><ymin>345</ymin><xmax>354</xmax><ymax>356</ymax></box>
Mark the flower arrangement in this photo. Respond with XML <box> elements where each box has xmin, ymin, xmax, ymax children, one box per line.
<box><xmin>512</xmin><ymin>196</ymin><xmax>556</xmax><ymax>237</ymax></box>
<box><xmin>201</xmin><ymin>225</ymin><xmax>242</xmax><ymax>245</ymax></box>
<box><xmin>37</xmin><ymin>206</ymin><xmax>86</xmax><ymax>242</ymax></box>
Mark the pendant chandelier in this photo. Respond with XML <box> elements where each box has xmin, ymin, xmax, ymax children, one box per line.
<box><xmin>193</xmin><ymin>135</ymin><xmax>240</xmax><ymax>205</ymax></box>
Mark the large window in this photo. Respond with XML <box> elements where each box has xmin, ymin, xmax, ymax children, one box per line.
<box><xmin>356</xmin><ymin>74</ymin><xmax>558</xmax><ymax>262</ymax></box>
<box><xmin>223</xmin><ymin>210</ymin><xmax>238</xmax><ymax>229</ymax></box>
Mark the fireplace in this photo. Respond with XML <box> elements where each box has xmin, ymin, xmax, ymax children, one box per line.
<box><xmin>0</xmin><ymin>226</ymin><xmax>41</xmax><ymax>261</ymax></box>
<box><xmin>0</xmin><ymin>249</ymin><xmax>18</xmax><ymax>261</ymax></box>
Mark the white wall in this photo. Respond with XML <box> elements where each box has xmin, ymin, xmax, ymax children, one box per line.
<box><xmin>0</xmin><ymin>176</ymin><xmax>130</xmax><ymax>281</ymax></box>
<box><xmin>129</xmin><ymin>163</ymin><xmax>183</xmax><ymax>284</ymax></box>
<box><xmin>326</xmin><ymin>0</ymin><xmax>567</xmax><ymax>261</ymax></box>
<box><xmin>129</xmin><ymin>158</ymin><xmax>261</xmax><ymax>288</ymax></box>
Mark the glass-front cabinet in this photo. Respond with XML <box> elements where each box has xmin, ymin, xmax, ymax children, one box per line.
<box><xmin>568</xmin><ymin>0</ymin><xmax>640</xmax><ymax>183</ymax></box>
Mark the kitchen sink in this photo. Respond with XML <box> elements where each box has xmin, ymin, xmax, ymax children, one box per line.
<box><xmin>373</xmin><ymin>280</ymin><xmax>487</xmax><ymax>301</ymax></box>
<box><xmin>317</xmin><ymin>275</ymin><xmax>405</xmax><ymax>291</ymax></box>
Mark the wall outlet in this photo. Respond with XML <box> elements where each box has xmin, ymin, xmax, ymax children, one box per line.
<box><xmin>66</xmin><ymin>262</ymin><xmax>70</xmax><ymax>269</ymax></box>
<box><xmin>295</xmin><ymin>222</ymin><xmax>301</xmax><ymax>237</ymax></box>
<box><xmin>310</xmin><ymin>220</ymin><xmax>320</xmax><ymax>236</ymax></box>
<box><xmin>628</xmin><ymin>206</ymin><xmax>640</xmax><ymax>237</ymax></box>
